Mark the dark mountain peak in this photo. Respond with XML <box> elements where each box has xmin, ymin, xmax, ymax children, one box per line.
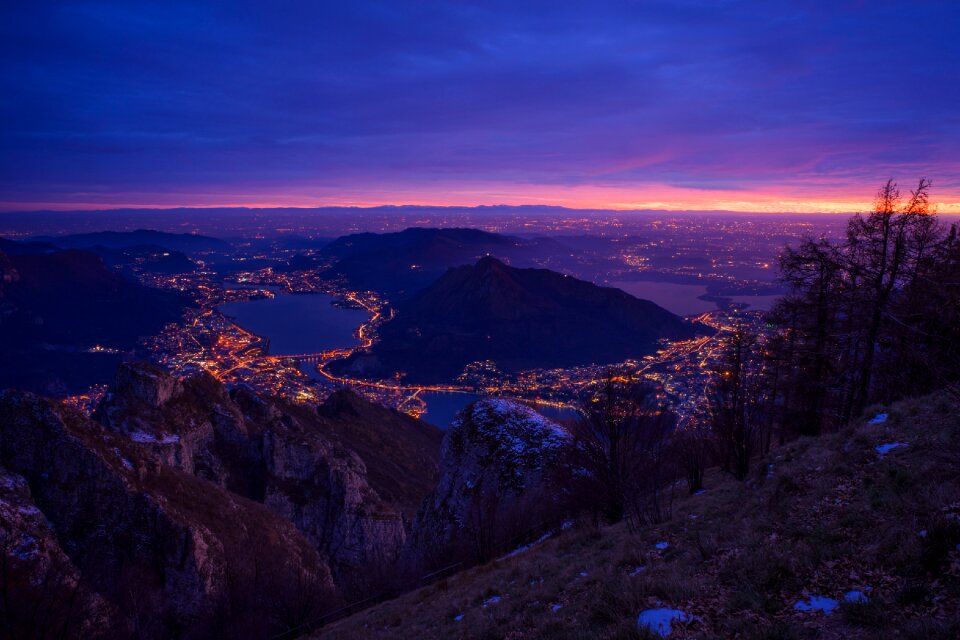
<box><xmin>320</xmin><ymin>226</ymin><xmax>566</xmax><ymax>297</ymax></box>
<box><xmin>334</xmin><ymin>260</ymin><xmax>706</xmax><ymax>382</ymax></box>
<box><xmin>474</xmin><ymin>253</ymin><xmax>509</xmax><ymax>270</ymax></box>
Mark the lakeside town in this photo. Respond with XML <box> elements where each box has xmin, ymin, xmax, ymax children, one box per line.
<box><xmin>53</xmin><ymin>246</ymin><xmax>768</xmax><ymax>428</ymax></box>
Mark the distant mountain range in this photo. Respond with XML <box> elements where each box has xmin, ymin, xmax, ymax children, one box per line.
<box><xmin>32</xmin><ymin>229</ymin><xmax>231</xmax><ymax>254</ymax></box>
<box><xmin>321</xmin><ymin>227</ymin><xmax>566</xmax><ymax>297</ymax></box>
<box><xmin>0</xmin><ymin>245</ymin><xmax>192</xmax><ymax>394</ymax></box>
<box><xmin>332</xmin><ymin>256</ymin><xmax>704</xmax><ymax>382</ymax></box>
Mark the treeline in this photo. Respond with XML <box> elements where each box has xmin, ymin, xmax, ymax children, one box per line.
<box><xmin>567</xmin><ymin>179</ymin><xmax>960</xmax><ymax>523</ymax></box>
<box><xmin>696</xmin><ymin>178</ymin><xmax>960</xmax><ymax>484</ymax></box>
<box><xmin>768</xmin><ymin>178</ymin><xmax>959</xmax><ymax>434</ymax></box>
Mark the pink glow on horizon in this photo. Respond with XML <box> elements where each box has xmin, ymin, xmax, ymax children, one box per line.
<box><xmin>3</xmin><ymin>181</ymin><xmax>959</xmax><ymax>215</ymax></box>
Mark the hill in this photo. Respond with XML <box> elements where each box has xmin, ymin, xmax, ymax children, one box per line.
<box><xmin>33</xmin><ymin>229</ymin><xmax>231</xmax><ymax>254</ymax></box>
<box><xmin>333</xmin><ymin>256</ymin><xmax>703</xmax><ymax>382</ymax></box>
<box><xmin>0</xmin><ymin>249</ymin><xmax>192</xmax><ymax>393</ymax></box>
<box><xmin>319</xmin><ymin>392</ymin><xmax>960</xmax><ymax>639</ymax></box>
<box><xmin>321</xmin><ymin>227</ymin><xmax>563</xmax><ymax>297</ymax></box>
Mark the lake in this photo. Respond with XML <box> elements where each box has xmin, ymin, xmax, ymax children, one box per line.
<box><xmin>218</xmin><ymin>293</ymin><xmax>369</xmax><ymax>355</ymax></box>
<box><xmin>418</xmin><ymin>391</ymin><xmax>486</xmax><ymax>428</ymax></box>
<box><xmin>419</xmin><ymin>390</ymin><xmax>580</xmax><ymax>429</ymax></box>
<box><xmin>609</xmin><ymin>280</ymin><xmax>715</xmax><ymax>316</ymax></box>
<box><xmin>728</xmin><ymin>294</ymin><xmax>779</xmax><ymax>312</ymax></box>
<box><xmin>611</xmin><ymin>280</ymin><xmax>780</xmax><ymax>315</ymax></box>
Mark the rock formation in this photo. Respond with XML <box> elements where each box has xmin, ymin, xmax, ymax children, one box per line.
<box><xmin>406</xmin><ymin>398</ymin><xmax>571</xmax><ymax>570</ymax></box>
<box><xmin>0</xmin><ymin>361</ymin><xmax>443</xmax><ymax>637</ymax></box>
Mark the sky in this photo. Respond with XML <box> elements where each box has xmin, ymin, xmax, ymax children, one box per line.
<box><xmin>2</xmin><ymin>0</ymin><xmax>959</xmax><ymax>213</ymax></box>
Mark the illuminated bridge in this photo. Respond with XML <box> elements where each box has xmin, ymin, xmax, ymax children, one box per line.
<box><xmin>269</xmin><ymin>351</ymin><xmax>348</xmax><ymax>365</ymax></box>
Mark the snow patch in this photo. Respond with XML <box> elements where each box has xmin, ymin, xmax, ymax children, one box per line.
<box><xmin>636</xmin><ymin>608</ymin><xmax>694</xmax><ymax>637</ymax></box>
<box><xmin>453</xmin><ymin>614</ymin><xmax>464</xmax><ymax>622</ymax></box>
<box><xmin>129</xmin><ymin>430</ymin><xmax>180</xmax><ymax>444</ymax></box>
<box><xmin>655</xmin><ymin>541</ymin><xmax>669</xmax><ymax>550</ymax></box>
<box><xmin>550</xmin><ymin>603</ymin><xmax>562</xmax><ymax>612</ymax></box>
<box><xmin>844</xmin><ymin>590</ymin><xmax>869</xmax><ymax>604</ymax></box>
<box><xmin>482</xmin><ymin>595</ymin><xmax>501</xmax><ymax>607</ymax></box>
<box><xmin>506</xmin><ymin>531</ymin><xmax>552</xmax><ymax>557</ymax></box>
<box><xmin>868</xmin><ymin>413</ymin><xmax>888</xmax><ymax>424</ymax></box>
<box><xmin>875</xmin><ymin>442</ymin><xmax>907</xmax><ymax>455</ymax></box>
<box><xmin>794</xmin><ymin>595</ymin><xmax>839</xmax><ymax>614</ymax></box>
<box><xmin>11</xmin><ymin>535</ymin><xmax>38</xmax><ymax>561</ymax></box>
<box><xmin>113</xmin><ymin>447</ymin><xmax>134</xmax><ymax>470</ymax></box>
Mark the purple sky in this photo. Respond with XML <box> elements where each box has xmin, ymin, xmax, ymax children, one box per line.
<box><xmin>2</xmin><ymin>1</ymin><xmax>959</xmax><ymax>212</ymax></box>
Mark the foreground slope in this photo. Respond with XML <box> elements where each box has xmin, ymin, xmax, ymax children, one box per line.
<box><xmin>335</xmin><ymin>256</ymin><xmax>702</xmax><ymax>382</ymax></box>
<box><xmin>320</xmin><ymin>392</ymin><xmax>960</xmax><ymax>639</ymax></box>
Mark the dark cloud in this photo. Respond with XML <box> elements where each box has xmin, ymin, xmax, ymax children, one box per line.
<box><xmin>1</xmin><ymin>0</ymin><xmax>958</xmax><ymax>208</ymax></box>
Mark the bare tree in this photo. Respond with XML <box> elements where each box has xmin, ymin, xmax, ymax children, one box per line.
<box><xmin>708</xmin><ymin>321</ymin><xmax>765</xmax><ymax>481</ymax></box>
<box><xmin>566</xmin><ymin>373</ymin><xmax>676</xmax><ymax>525</ymax></box>
<box><xmin>765</xmin><ymin>179</ymin><xmax>956</xmax><ymax>435</ymax></box>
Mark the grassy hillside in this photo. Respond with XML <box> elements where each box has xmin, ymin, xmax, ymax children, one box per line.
<box><xmin>319</xmin><ymin>392</ymin><xmax>960</xmax><ymax>639</ymax></box>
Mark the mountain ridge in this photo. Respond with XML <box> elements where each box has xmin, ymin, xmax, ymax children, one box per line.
<box><xmin>334</xmin><ymin>256</ymin><xmax>704</xmax><ymax>382</ymax></box>
<box><xmin>321</xmin><ymin>227</ymin><xmax>564</xmax><ymax>297</ymax></box>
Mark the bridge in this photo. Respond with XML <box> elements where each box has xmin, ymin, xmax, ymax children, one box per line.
<box><xmin>269</xmin><ymin>351</ymin><xmax>346</xmax><ymax>364</ymax></box>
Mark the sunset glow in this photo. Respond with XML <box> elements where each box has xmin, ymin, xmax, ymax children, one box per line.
<box><xmin>3</xmin><ymin>1</ymin><xmax>959</xmax><ymax>214</ymax></box>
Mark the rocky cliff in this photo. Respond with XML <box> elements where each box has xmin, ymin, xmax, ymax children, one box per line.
<box><xmin>406</xmin><ymin>399</ymin><xmax>571</xmax><ymax>570</ymax></box>
<box><xmin>0</xmin><ymin>362</ymin><xmax>443</xmax><ymax>637</ymax></box>
<box><xmin>0</xmin><ymin>389</ymin><xmax>332</xmax><ymax>639</ymax></box>
<box><xmin>96</xmin><ymin>362</ymin><xmax>443</xmax><ymax>586</ymax></box>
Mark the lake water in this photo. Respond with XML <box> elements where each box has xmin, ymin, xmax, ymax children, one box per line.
<box><xmin>609</xmin><ymin>281</ymin><xmax>715</xmax><ymax>316</ymax></box>
<box><xmin>728</xmin><ymin>294</ymin><xmax>779</xmax><ymax>312</ymax></box>
<box><xmin>419</xmin><ymin>391</ymin><xmax>486</xmax><ymax>428</ymax></box>
<box><xmin>218</xmin><ymin>293</ymin><xmax>369</xmax><ymax>355</ymax></box>
<box><xmin>419</xmin><ymin>391</ymin><xmax>580</xmax><ymax>429</ymax></box>
<box><xmin>611</xmin><ymin>280</ymin><xmax>780</xmax><ymax>315</ymax></box>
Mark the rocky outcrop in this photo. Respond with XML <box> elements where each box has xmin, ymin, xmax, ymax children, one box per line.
<box><xmin>0</xmin><ymin>360</ymin><xmax>443</xmax><ymax>634</ymax></box>
<box><xmin>0</xmin><ymin>463</ymin><xmax>121</xmax><ymax>639</ymax></box>
<box><xmin>0</xmin><ymin>390</ymin><xmax>333</xmax><ymax>639</ymax></box>
<box><xmin>233</xmin><ymin>388</ymin><xmax>408</xmax><ymax>581</ymax></box>
<box><xmin>406</xmin><ymin>399</ymin><xmax>570</xmax><ymax>569</ymax></box>
<box><xmin>113</xmin><ymin>360</ymin><xmax>184</xmax><ymax>407</ymax></box>
<box><xmin>96</xmin><ymin>362</ymin><xmax>442</xmax><ymax>586</ymax></box>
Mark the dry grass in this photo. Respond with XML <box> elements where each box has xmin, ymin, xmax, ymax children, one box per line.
<box><xmin>318</xmin><ymin>393</ymin><xmax>960</xmax><ymax>639</ymax></box>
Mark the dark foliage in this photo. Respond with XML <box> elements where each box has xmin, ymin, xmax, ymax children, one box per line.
<box><xmin>564</xmin><ymin>374</ymin><xmax>678</xmax><ymax>525</ymax></box>
<box><xmin>765</xmin><ymin>178</ymin><xmax>960</xmax><ymax>436</ymax></box>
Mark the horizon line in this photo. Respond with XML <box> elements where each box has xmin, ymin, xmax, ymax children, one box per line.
<box><xmin>5</xmin><ymin>202</ymin><xmax>960</xmax><ymax>217</ymax></box>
